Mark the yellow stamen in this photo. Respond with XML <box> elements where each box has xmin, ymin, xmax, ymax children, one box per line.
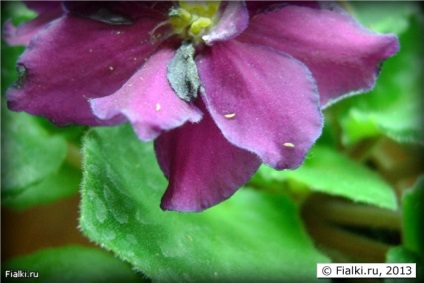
<box><xmin>169</xmin><ymin>7</ymin><xmax>191</xmax><ymax>27</ymax></box>
<box><xmin>168</xmin><ymin>1</ymin><xmax>221</xmax><ymax>43</ymax></box>
<box><xmin>179</xmin><ymin>1</ymin><xmax>220</xmax><ymax>18</ymax></box>
<box><xmin>190</xmin><ymin>17</ymin><xmax>212</xmax><ymax>35</ymax></box>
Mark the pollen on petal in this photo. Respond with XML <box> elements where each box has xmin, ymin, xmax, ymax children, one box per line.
<box><xmin>156</xmin><ymin>103</ymin><xmax>161</xmax><ymax>111</ymax></box>
<box><xmin>283</xmin><ymin>142</ymin><xmax>295</xmax><ymax>148</ymax></box>
<box><xmin>224</xmin><ymin>113</ymin><xmax>236</xmax><ymax>119</ymax></box>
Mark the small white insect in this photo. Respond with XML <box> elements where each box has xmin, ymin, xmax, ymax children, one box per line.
<box><xmin>155</xmin><ymin>103</ymin><xmax>161</xmax><ymax>111</ymax></box>
<box><xmin>283</xmin><ymin>142</ymin><xmax>295</xmax><ymax>148</ymax></box>
<box><xmin>224</xmin><ymin>113</ymin><xmax>236</xmax><ymax>119</ymax></box>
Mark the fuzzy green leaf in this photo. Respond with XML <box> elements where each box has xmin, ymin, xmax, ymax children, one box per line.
<box><xmin>1</xmin><ymin>87</ymin><xmax>82</xmax><ymax>211</ymax></box>
<box><xmin>339</xmin><ymin>13</ymin><xmax>423</xmax><ymax>145</ymax></box>
<box><xmin>1</xmin><ymin>109</ymin><xmax>68</xmax><ymax>194</ymax></box>
<box><xmin>386</xmin><ymin>246</ymin><xmax>423</xmax><ymax>283</ymax></box>
<box><xmin>350</xmin><ymin>1</ymin><xmax>417</xmax><ymax>35</ymax></box>
<box><xmin>80</xmin><ymin>125</ymin><xmax>329</xmax><ymax>282</ymax></box>
<box><xmin>1</xmin><ymin>246</ymin><xmax>142</xmax><ymax>283</ymax></box>
<box><xmin>384</xmin><ymin>177</ymin><xmax>424</xmax><ymax>283</ymax></box>
<box><xmin>402</xmin><ymin>176</ymin><xmax>424</xmax><ymax>257</ymax></box>
<box><xmin>1</xmin><ymin>163</ymin><xmax>81</xmax><ymax>210</ymax></box>
<box><xmin>255</xmin><ymin>146</ymin><xmax>397</xmax><ymax>210</ymax></box>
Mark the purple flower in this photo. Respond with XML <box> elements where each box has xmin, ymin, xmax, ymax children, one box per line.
<box><xmin>3</xmin><ymin>1</ymin><xmax>63</xmax><ymax>46</ymax></box>
<box><xmin>6</xmin><ymin>1</ymin><xmax>399</xmax><ymax>212</ymax></box>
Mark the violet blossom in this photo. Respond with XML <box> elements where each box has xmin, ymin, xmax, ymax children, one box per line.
<box><xmin>5</xmin><ymin>1</ymin><xmax>399</xmax><ymax>212</ymax></box>
<box><xmin>3</xmin><ymin>1</ymin><xmax>63</xmax><ymax>46</ymax></box>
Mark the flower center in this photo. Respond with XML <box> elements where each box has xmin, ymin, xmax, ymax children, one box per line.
<box><xmin>168</xmin><ymin>1</ymin><xmax>220</xmax><ymax>44</ymax></box>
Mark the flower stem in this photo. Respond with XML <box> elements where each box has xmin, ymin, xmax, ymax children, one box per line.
<box><xmin>370</xmin><ymin>138</ymin><xmax>423</xmax><ymax>192</ymax></box>
<box><xmin>303</xmin><ymin>194</ymin><xmax>401</xmax><ymax>230</ymax></box>
<box><xmin>302</xmin><ymin>194</ymin><xmax>399</xmax><ymax>262</ymax></box>
<box><xmin>304</xmin><ymin>219</ymin><xmax>390</xmax><ymax>262</ymax></box>
<box><xmin>347</xmin><ymin>137</ymin><xmax>381</xmax><ymax>163</ymax></box>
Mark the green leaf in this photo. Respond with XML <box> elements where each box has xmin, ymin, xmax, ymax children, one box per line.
<box><xmin>402</xmin><ymin>176</ymin><xmax>424</xmax><ymax>257</ymax></box>
<box><xmin>384</xmin><ymin>177</ymin><xmax>424</xmax><ymax>283</ymax></box>
<box><xmin>80</xmin><ymin>125</ymin><xmax>329</xmax><ymax>282</ymax></box>
<box><xmin>1</xmin><ymin>97</ymin><xmax>83</xmax><ymax>210</ymax></box>
<box><xmin>386</xmin><ymin>246</ymin><xmax>423</xmax><ymax>283</ymax></box>
<box><xmin>1</xmin><ymin>109</ymin><xmax>68</xmax><ymax>194</ymax></box>
<box><xmin>1</xmin><ymin>44</ymin><xmax>25</xmax><ymax>93</ymax></box>
<box><xmin>351</xmin><ymin>1</ymin><xmax>417</xmax><ymax>35</ymax></box>
<box><xmin>255</xmin><ymin>146</ymin><xmax>397</xmax><ymax>210</ymax></box>
<box><xmin>1</xmin><ymin>163</ymin><xmax>81</xmax><ymax>210</ymax></box>
<box><xmin>339</xmin><ymin>14</ymin><xmax>423</xmax><ymax>145</ymax></box>
<box><xmin>1</xmin><ymin>1</ymin><xmax>37</xmax><ymax>27</ymax></box>
<box><xmin>1</xmin><ymin>246</ymin><xmax>142</xmax><ymax>283</ymax></box>
<box><xmin>387</xmin><ymin>246</ymin><xmax>420</xmax><ymax>263</ymax></box>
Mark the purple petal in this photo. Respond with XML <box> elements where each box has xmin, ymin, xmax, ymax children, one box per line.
<box><xmin>25</xmin><ymin>1</ymin><xmax>62</xmax><ymax>14</ymax></box>
<box><xmin>91</xmin><ymin>47</ymin><xmax>203</xmax><ymax>141</ymax></box>
<box><xmin>6</xmin><ymin>14</ymin><xmax>165</xmax><ymax>126</ymax></box>
<box><xmin>238</xmin><ymin>5</ymin><xmax>399</xmax><ymax>107</ymax></box>
<box><xmin>202</xmin><ymin>1</ymin><xmax>249</xmax><ymax>45</ymax></box>
<box><xmin>196</xmin><ymin>41</ymin><xmax>323</xmax><ymax>170</ymax></box>
<box><xmin>64</xmin><ymin>1</ymin><xmax>171</xmax><ymax>22</ymax></box>
<box><xmin>246</xmin><ymin>1</ymin><xmax>320</xmax><ymax>16</ymax></box>
<box><xmin>155</xmin><ymin>102</ymin><xmax>261</xmax><ymax>212</ymax></box>
<box><xmin>3</xmin><ymin>2</ymin><xmax>63</xmax><ymax>46</ymax></box>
